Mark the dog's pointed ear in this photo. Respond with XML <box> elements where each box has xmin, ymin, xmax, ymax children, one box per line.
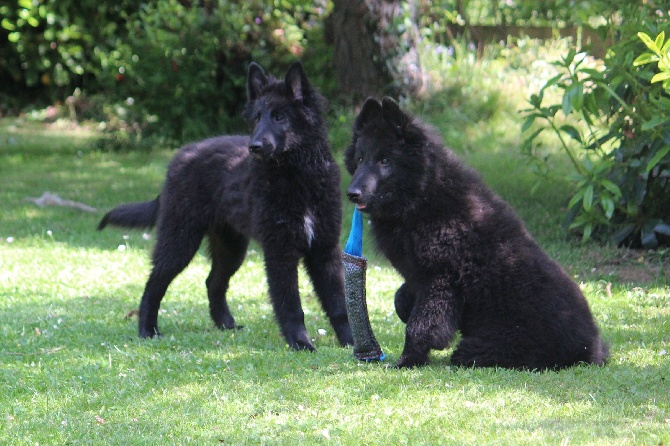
<box><xmin>381</xmin><ymin>96</ymin><xmax>407</xmax><ymax>137</ymax></box>
<box><xmin>247</xmin><ymin>62</ymin><xmax>268</xmax><ymax>102</ymax></box>
<box><xmin>355</xmin><ymin>97</ymin><xmax>382</xmax><ymax>130</ymax></box>
<box><xmin>285</xmin><ymin>60</ymin><xmax>310</xmax><ymax>103</ymax></box>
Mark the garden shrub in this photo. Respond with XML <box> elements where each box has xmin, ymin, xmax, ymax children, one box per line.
<box><xmin>100</xmin><ymin>0</ymin><xmax>332</xmax><ymax>145</ymax></box>
<box><xmin>522</xmin><ymin>3</ymin><xmax>670</xmax><ymax>248</ymax></box>
<box><xmin>2</xmin><ymin>0</ymin><xmax>334</xmax><ymax>146</ymax></box>
<box><xmin>0</xmin><ymin>0</ymin><xmax>143</xmax><ymax>95</ymax></box>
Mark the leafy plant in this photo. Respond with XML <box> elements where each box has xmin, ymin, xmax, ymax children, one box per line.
<box><xmin>1</xmin><ymin>0</ymin><xmax>335</xmax><ymax>145</ymax></box>
<box><xmin>521</xmin><ymin>49</ymin><xmax>624</xmax><ymax>242</ymax></box>
<box><xmin>100</xmin><ymin>0</ymin><xmax>333</xmax><ymax>144</ymax></box>
<box><xmin>634</xmin><ymin>31</ymin><xmax>670</xmax><ymax>93</ymax></box>
<box><xmin>522</xmin><ymin>7</ymin><xmax>670</xmax><ymax>248</ymax></box>
<box><xmin>0</xmin><ymin>0</ymin><xmax>143</xmax><ymax>91</ymax></box>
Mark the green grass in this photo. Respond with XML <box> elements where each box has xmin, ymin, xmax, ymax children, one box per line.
<box><xmin>2</xmin><ymin>78</ymin><xmax>670</xmax><ymax>444</ymax></box>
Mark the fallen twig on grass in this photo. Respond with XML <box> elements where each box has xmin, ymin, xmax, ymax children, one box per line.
<box><xmin>1</xmin><ymin>346</ymin><xmax>65</xmax><ymax>356</ymax></box>
<box><xmin>25</xmin><ymin>192</ymin><xmax>97</xmax><ymax>213</ymax></box>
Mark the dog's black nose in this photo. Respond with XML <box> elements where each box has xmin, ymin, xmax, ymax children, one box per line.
<box><xmin>346</xmin><ymin>188</ymin><xmax>362</xmax><ymax>203</ymax></box>
<box><xmin>249</xmin><ymin>143</ymin><xmax>262</xmax><ymax>155</ymax></box>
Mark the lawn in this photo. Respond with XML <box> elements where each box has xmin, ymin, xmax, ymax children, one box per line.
<box><xmin>1</xmin><ymin>93</ymin><xmax>669</xmax><ymax>444</ymax></box>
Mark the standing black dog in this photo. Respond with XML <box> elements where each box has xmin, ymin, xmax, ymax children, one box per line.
<box><xmin>345</xmin><ymin>97</ymin><xmax>608</xmax><ymax>369</ymax></box>
<box><xmin>98</xmin><ymin>61</ymin><xmax>353</xmax><ymax>351</ymax></box>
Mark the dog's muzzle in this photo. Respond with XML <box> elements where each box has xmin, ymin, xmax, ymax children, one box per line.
<box><xmin>249</xmin><ymin>143</ymin><xmax>274</xmax><ymax>159</ymax></box>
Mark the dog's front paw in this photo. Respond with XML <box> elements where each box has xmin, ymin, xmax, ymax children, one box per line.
<box><xmin>220</xmin><ymin>324</ymin><xmax>245</xmax><ymax>330</ymax></box>
<box><xmin>334</xmin><ymin>322</ymin><xmax>354</xmax><ymax>347</ymax></box>
<box><xmin>394</xmin><ymin>354</ymin><xmax>429</xmax><ymax>369</ymax></box>
<box><xmin>139</xmin><ymin>326</ymin><xmax>162</xmax><ymax>339</ymax></box>
<box><xmin>213</xmin><ymin>313</ymin><xmax>239</xmax><ymax>331</ymax></box>
<box><xmin>291</xmin><ymin>338</ymin><xmax>316</xmax><ymax>352</ymax></box>
<box><xmin>286</xmin><ymin>329</ymin><xmax>316</xmax><ymax>352</ymax></box>
<box><xmin>215</xmin><ymin>318</ymin><xmax>244</xmax><ymax>331</ymax></box>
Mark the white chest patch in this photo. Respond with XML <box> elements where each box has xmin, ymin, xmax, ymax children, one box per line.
<box><xmin>304</xmin><ymin>211</ymin><xmax>315</xmax><ymax>247</ymax></box>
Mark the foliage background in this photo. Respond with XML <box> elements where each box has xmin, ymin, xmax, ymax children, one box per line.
<box><xmin>1</xmin><ymin>1</ymin><xmax>669</xmax><ymax>243</ymax></box>
<box><xmin>1</xmin><ymin>0</ymin><xmax>333</xmax><ymax>143</ymax></box>
<box><xmin>1</xmin><ymin>2</ymin><xmax>669</xmax><ymax>443</ymax></box>
<box><xmin>521</xmin><ymin>3</ymin><xmax>670</xmax><ymax>246</ymax></box>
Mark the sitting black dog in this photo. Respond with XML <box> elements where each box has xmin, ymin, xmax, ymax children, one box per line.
<box><xmin>345</xmin><ymin>97</ymin><xmax>608</xmax><ymax>369</ymax></box>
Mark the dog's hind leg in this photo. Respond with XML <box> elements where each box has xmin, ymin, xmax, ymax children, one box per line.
<box><xmin>138</xmin><ymin>225</ymin><xmax>205</xmax><ymax>338</ymax></box>
<box><xmin>206</xmin><ymin>228</ymin><xmax>249</xmax><ymax>330</ymax></box>
<box><xmin>304</xmin><ymin>245</ymin><xmax>354</xmax><ymax>347</ymax></box>
<box><xmin>450</xmin><ymin>336</ymin><xmax>501</xmax><ymax>368</ymax></box>
<box><xmin>264</xmin><ymin>252</ymin><xmax>315</xmax><ymax>351</ymax></box>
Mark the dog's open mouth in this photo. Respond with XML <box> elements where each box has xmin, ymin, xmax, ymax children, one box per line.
<box><xmin>355</xmin><ymin>202</ymin><xmax>367</xmax><ymax>210</ymax></box>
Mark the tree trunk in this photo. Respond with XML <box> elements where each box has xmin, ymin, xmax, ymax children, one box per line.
<box><xmin>327</xmin><ymin>0</ymin><xmax>422</xmax><ymax>103</ymax></box>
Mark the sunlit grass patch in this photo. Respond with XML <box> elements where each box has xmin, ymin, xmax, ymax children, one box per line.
<box><xmin>2</xmin><ymin>41</ymin><xmax>670</xmax><ymax>443</ymax></box>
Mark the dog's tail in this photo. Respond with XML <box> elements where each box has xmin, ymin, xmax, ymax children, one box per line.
<box><xmin>97</xmin><ymin>196</ymin><xmax>159</xmax><ymax>231</ymax></box>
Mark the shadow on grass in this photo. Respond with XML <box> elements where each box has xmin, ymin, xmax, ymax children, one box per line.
<box><xmin>3</xmin><ymin>279</ymin><xmax>668</xmax><ymax>446</ymax></box>
<box><xmin>1</xmin><ymin>276</ymin><xmax>350</xmax><ymax>357</ymax></box>
<box><xmin>6</xmin><ymin>284</ymin><xmax>664</xmax><ymax>378</ymax></box>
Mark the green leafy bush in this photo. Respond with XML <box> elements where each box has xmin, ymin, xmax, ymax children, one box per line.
<box><xmin>1</xmin><ymin>0</ymin><xmax>333</xmax><ymax>145</ymax></box>
<box><xmin>98</xmin><ymin>0</ymin><xmax>333</xmax><ymax>144</ymax></box>
<box><xmin>522</xmin><ymin>6</ymin><xmax>670</xmax><ymax>248</ymax></box>
<box><xmin>634</xmin><ymin>31</ymin><xmax>670</xmax><ymax>93</ymax></box>
<box><xmin>0</xmin><ymin>0</ymin><xmax>142</xmax><ymax>91</ymax></box>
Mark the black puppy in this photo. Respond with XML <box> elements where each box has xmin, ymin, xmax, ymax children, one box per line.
<box><xmin>345</xmin><ymin>97</ymin><xmax>608</xmax><ymax>369</ymax></box>
<box><xmin>99</xmin><ymin>62</ymin><xmax>353</xmax><ymax>351</ymax></box>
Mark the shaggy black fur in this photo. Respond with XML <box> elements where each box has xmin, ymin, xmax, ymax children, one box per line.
<box><xmin>99</xmin><ymin>61</ymin><xmax>353</xmax><ymax>351</ymax></box>
<box><xmin>345</xmin><ymin>97</ymin><xmax>608</xmax><ymax>369</ymax></box>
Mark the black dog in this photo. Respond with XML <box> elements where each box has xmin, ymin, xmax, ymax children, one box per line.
<box><xmin>345</xmin><ymin>97</ymin><xmax>608</xmax><ymax>369</ymax></box>
<box><xmin>99</xmin><ymin>61</ymin><xmax>353</xmax><ymax>351</ymax></box>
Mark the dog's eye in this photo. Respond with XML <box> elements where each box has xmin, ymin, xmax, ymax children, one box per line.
<box><xmin>380</xmin><ymin>157</ymin><xmax>389</xmax><ymax>166</ymax></box>
<box><xmin>273</xmin><ymin>113</ymin><xmax>284</xmax><ymax>122</ymax></box>
<box><xmin>357</xmin><ymin>157</ymin><xmax>363</xmax><ymax>165</ymax></box>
